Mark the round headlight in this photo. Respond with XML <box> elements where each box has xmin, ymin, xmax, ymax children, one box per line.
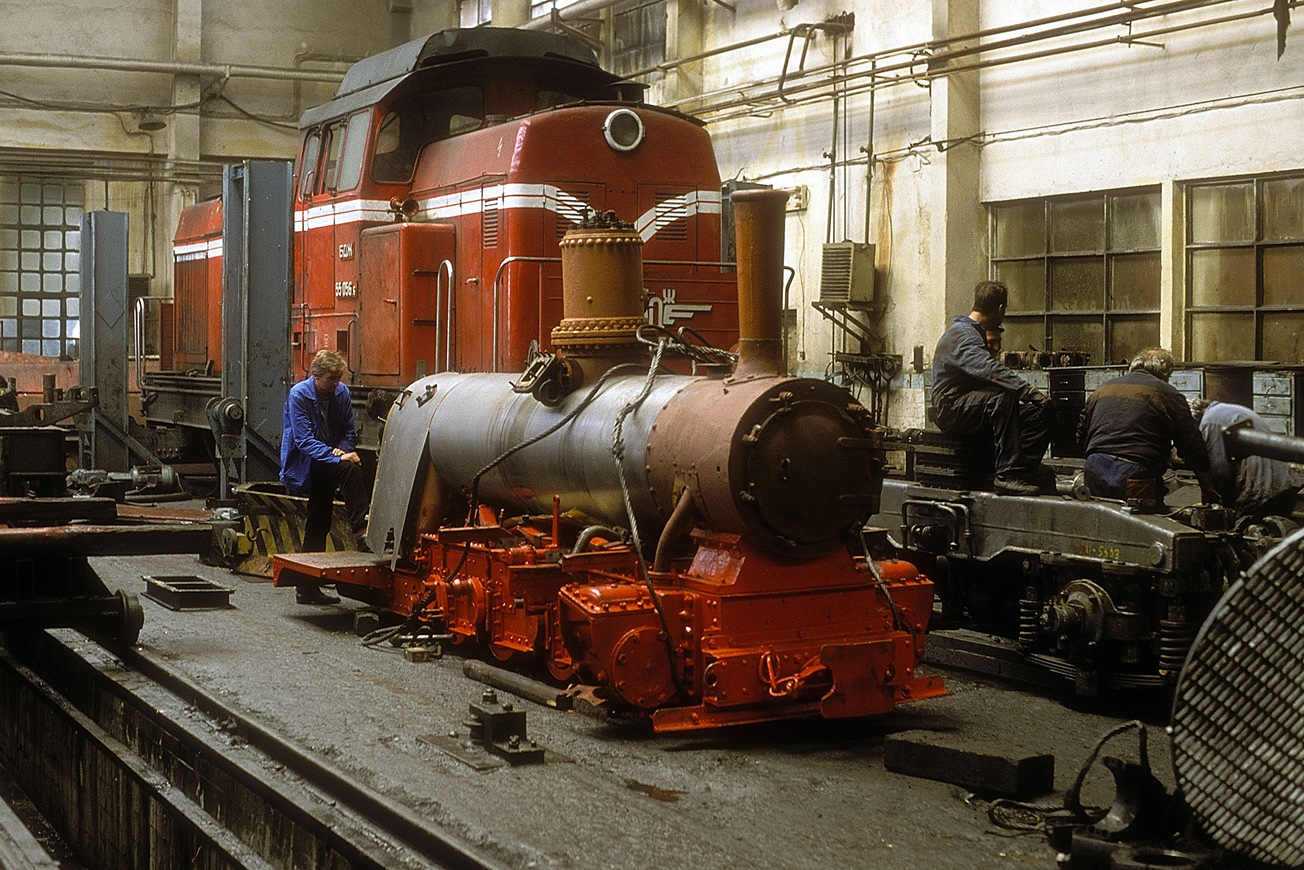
<box><xmin>603</xmin><ymin>109</ymin><xmax>644</xmax><ymax>152</ymax></box>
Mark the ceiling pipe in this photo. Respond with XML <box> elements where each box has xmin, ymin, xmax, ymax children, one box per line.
<box><xmin>665</xmin><ymin>0</ymin><xmax>1248</xmax><ymax>118</ymax></box>
<box><xmin>0</xmin><ymin>51</ymin><xmax>346</xmax><ymax>84</ymax></box>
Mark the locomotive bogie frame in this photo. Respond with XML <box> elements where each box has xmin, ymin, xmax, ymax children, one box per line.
<box><xmin>880</xmin><ymin>480</ymin><xmax>1245</xmax><ymax>693</ymax></box>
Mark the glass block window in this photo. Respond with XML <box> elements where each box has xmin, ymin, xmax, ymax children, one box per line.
<box><xmin>990</xmin><ymin>188</ymin><xmax>1161</xmax><ymax>366</ymax></box>
<box><xmin>1186</xmin><ymin>174</ymin><xmax>1304</xmax><ymax>362</ymax></box>
<box><xmin>0</xmin><ymin>177</ymin><xmax>84</xmax><ymax>357</ymax></box>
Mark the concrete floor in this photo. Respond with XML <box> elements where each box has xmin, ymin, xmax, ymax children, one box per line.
<box><xmin>89</xmin><ymin>552</ymin><xmax>1173</xmax><ymax>870</ymax></box>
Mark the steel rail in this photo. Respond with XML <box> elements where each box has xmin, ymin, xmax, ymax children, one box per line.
<box><xmin>118</xmin><ymin>640</ymin><xmax>505</xmax><ymax>870</ymax></box>
<box><xmin>4</xmin><ymin>629</ymin><xmax>503</xmax><ymax>870</ymax></box>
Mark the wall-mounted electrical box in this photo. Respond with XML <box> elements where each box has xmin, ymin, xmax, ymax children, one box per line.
<box><xmin>818</xmin><ymin>241</ymin><xmax>876</xmax><ymax>305</ymax></box>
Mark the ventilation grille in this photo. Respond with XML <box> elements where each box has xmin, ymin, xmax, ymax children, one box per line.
<box><xmin>482</xmin><ymin>197</ymin><xmax>498</xmax><ymax>248</ymax></box>
<box><xmin>646</xmin><ymin>192</ymin><xmax>689</xmax><ymax>242</ymax></box>
<box><xmin>819</xmin><ymin>242</ymin><xmax>875</xmax><ymax>304</ymax></box>
<box><xmin>1172</xmin><ymin>526</ymin><xmax>1304</xmax><ymax>867</ymax></box>
<box><xmin>554</xmin><ymin>190</ymin><xmax>592</xmax><ymax>239</ymax></box>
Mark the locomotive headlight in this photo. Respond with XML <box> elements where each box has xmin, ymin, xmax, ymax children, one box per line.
<box><xmin>603</xmin><ymin>109</ymin><xmax>644</xmax><ymax>152</ymax></box>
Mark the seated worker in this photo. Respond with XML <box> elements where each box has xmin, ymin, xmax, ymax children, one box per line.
<box><xmin>0</xmin><ymin>376</ymin><xmax>17</xmax><ymax>412</ymax></box>
<box><xmin>1191</xmin><ymin>398</ymin><xmax>1302</xmax><ymax>519</ymax></box>
<box><xmin>1077</xmin><ymin>348</ymin><xmax>1218</xmax><ymax>506</ymax></box>
<box><xmin>931</xmin><ymin>281</ymin><xmax>1053</xmax><ymax>495</ymax></box>
<box><xmin>280</xmin><ymin>349</ymin><xmax>370</xmax><ymax>604</ymax></box>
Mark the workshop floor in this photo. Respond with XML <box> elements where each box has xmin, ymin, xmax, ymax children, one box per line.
<box><xmin>89</xmin><ymin>553</ymin><xmax>1171</xmax><ymax>870</ymax></box>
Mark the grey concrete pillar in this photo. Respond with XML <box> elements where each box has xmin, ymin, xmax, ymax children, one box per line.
<box><xmin>928</xmin><ymin>0</ymin><xmax>985</xmax><ymax>321</ymax></box>
<box><xmin>490</xmin><ymin>0</ymin><xmax>530</xmax><ymax>28</ymax></box>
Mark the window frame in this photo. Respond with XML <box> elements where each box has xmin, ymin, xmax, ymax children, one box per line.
<box><xmin>0</xmin><ymin>176</ymin><xmax>84</xmax><ymax>358</ymax></box>
<box><xmin>989</xmin><ymin>186</ymin><xmax>1162</xmax><ymax>366</ymax></box>
<box><xmin>1184</xmin><ymin>172</ymin><xmax>1304</xmax><ymax>363</ymax></box>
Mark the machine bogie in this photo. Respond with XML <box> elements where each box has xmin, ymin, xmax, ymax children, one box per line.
<box><xmin>880</xmin><ymin>479</ymin><xmax>1264</xmax><ymax>694</ymax></box>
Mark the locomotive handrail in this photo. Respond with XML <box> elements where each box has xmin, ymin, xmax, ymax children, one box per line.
<box><xmin>491</xmin><ymin>256</ymin><xmax>560</xmax><ymax>373</ymax></box>
<box><xmin>434</xmin><ymin>258</ymin><xmax>453</xmax><ymax>372</ymax></box>
<box><xmin>133</xmin><ymin>295</ymin><xmax>170</xmax><ymax>390</ymax></box>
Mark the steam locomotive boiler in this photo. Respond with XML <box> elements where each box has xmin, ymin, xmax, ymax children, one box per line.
<box><xmin>273</xmin><ymin>191</ymin><xmax>944</xmax><ymax>730</ymax></box>
<box><xmin>145</xmin><ymin>28</ymin><xmax>738</xmax><ymax>465</ymax></box>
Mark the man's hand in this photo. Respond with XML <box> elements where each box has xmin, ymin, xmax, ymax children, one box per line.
<box><xmin>1027</xmin><ymin>388</ymin><xmax>1052</xmax><ymax>406</ymax></box>
<box><xmin>339</xmin><ymin>450</ymin><xmax>362</xmax><ymax>465</ymax></box>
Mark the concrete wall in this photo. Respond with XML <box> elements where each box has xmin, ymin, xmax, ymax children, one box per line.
<box><xmin>679</xmin><ymin>0</ymin><xmax>1303</xmax><ymax>426</ymax></box>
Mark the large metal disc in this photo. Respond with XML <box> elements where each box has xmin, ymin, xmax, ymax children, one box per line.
<box><xmin>1171</xmin><ymin>526</ymin><xmax>1304</xmax><ymax>867</ymax></box>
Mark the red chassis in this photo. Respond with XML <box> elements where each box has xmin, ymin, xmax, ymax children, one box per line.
<box><xmin>274</xmin><ymin>515</ymin><xmax>944</xmax><ymax>732</ymax></box>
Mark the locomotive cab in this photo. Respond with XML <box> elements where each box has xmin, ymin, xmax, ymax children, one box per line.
<box><xmin>289</xmin><ymin>27</ymin><xmax>735</xmax><ymax>451</ymax></box>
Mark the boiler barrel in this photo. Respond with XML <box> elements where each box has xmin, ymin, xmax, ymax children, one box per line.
<box><xmin>424</xmin><ymin>372</ymin><xmax>690</xmax><ymax>535</ymax></box>
<box><xmin>368</xmin><ymin>369</ymin><xmax>884</xmax><ymax>561</ymax></box>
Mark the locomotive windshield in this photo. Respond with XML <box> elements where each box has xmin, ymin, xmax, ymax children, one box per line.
<box><xmin>373</xmin><ymin>86</ymin><xmax>484</xmax><ymax>183</ymax></box>
<box><xmin>299</xmin><ymin>111</ymin><xmax>370</xmax><ymax>198</ymax></box>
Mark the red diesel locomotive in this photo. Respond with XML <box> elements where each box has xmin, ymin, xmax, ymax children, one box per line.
<box><xmin>152</xmin><ymin>28</ymin><xmax>738</xmax><ymax>459</ymax></box>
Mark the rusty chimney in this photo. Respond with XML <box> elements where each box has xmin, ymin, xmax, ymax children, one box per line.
<box><xmin>551</xmin><ymin>212</ymin><xmax>649</xmax><ymax>385</ymax></box>
<box><xmin>730</xmin><ymin>188</ymin><xmax>790</xmax><ymax>379</ymax></box>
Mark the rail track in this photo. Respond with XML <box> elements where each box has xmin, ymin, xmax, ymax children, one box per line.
<box><xmin>0</xmin><ymin>627</ymin><xmax>503</xmax><ymax>870</ymax></box>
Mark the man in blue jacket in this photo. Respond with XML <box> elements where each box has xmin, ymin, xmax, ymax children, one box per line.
<box><xmin>931</xmin><ymin>281</ymin><xmax>1053</xmax><ymax>495</ymax></box>
<box><xmin>281</xmin><ymin>349</ymin><xmax>369</xmax><ymax>604</ymax></box>
<box><xmin>1077</xmin><ymin>348</ymin><xmax>1218</xmax><ymax>508</ymax></box>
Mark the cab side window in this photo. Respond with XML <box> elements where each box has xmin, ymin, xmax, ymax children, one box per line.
<box><xmin>372</xmin><ymin>86</ymin><xmax>484</xmax><ymax>184</ymax></box>
<box><xmin>321</xmin><ymin>121</ymin><xmax>344</xmax><ymax>192</ymax></box>
<box><xmin>335</xmin><ymin>112</ymin><xmax>370</xmax><ymax>192</ymax></box>
<box><xmin>298</xmin><ymin>131</ymin><xmax>322</xmax><ymax>201</ymax></box>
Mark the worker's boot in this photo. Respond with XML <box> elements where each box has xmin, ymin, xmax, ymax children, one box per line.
<box><xmin>295</xmin><ymin>584</ymin><xmax>339</xmax><ymax>605</ymax></box>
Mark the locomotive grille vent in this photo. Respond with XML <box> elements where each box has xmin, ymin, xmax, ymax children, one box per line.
<box><xmin>649</xmin><ymin>192</ymin><xmax>689</xmax><ymax>242</ymax></box>
<box><xmin>482</xmin><ymin>197</ymin><xmax>499</xmax><ymax>248</ymax></box>
<box><xmin>555</xmin><ymin>191</ymin><xmax>592</xmax><ymax>238</ymax></box>
<box><xmin>819</xmin><ymin>241</ymin><xmax>876</xmax><ymax>304</ymax></box>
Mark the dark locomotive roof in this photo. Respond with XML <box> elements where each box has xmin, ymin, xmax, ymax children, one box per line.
<box><xmin>301</xmin><ymin>27</ymin><xmax>634</xmax><ymax>129</ymax></box>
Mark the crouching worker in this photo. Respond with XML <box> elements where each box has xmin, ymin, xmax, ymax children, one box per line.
<box><xmin>1192</xmin><ymin>397</ymin><xmax>1302</xmax><ymax>520</ymax></box>
<box><xmin>1077</xmin><ymin>348</ymin><xmax>1218</xmax><ymax>508</ymax></box>
<box><xmin>931</xmin><ymin>280</ymin><xmax>1054</xmax><ymax>495</ymax></box>
<box><xmin>280</xmin><ymin>349</ymin><xmax>370</xmax><ymax>604</ymax></box>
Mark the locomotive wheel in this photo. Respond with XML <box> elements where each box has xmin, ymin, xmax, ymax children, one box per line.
<box><xmin>546</xmin><ymin>657</ymin><xmax>575</xmax><ymax>681</ymax></box>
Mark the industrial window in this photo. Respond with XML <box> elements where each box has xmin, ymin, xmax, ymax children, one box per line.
<box><xmin>460</xmin><ymin>0</ymin><xmax>491</xmax><ymax>27</ymax></box>
<box><xmin>990</xmin><ymin>188</ymin><xmax>1161</xmax><ymax>366</ymax></box>
<box><xmin>533</xmin><ymin>0</ymin><xmax>665</xmax><ymax>77</ymax></box>
<box><xmin>609</xmin><ymin>0</ymin><xmax>666</xmax><ymax>76</ymax></box>
<box><xmin>0</xmin><ymin>177</ymin><xmax>84</xmax><ymax>357</ymax></box>
<box><xmin>1185</xmin><ymin>174</ymin><xmax>1304</xmax><ymax>363</ymax></box>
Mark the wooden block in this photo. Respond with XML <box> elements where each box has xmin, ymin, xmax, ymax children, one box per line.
<box><xmin>883</xmin><ymin>731</ymin><xmax>1054</xmax><ymax>798</ymax></box>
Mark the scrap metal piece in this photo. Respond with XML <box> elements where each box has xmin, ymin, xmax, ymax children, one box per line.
<box><xmin>142</xmin><ymin>575</ymin><xmax>233</xmax><ymax>611</ymax></box>
<box><xmin>462</xmin><ymin>659</ymin><xmax>571</xmax><ymax>710</ymax></box>
<box><xmin>883</xmin><ymin>731</ymin><xmax>1054</xmax><ymax>799</ymax></box>
<box><xmin>422</xmin><ymin>688</ymin><xmax>564</xmax><ymax>770</ymax></box>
